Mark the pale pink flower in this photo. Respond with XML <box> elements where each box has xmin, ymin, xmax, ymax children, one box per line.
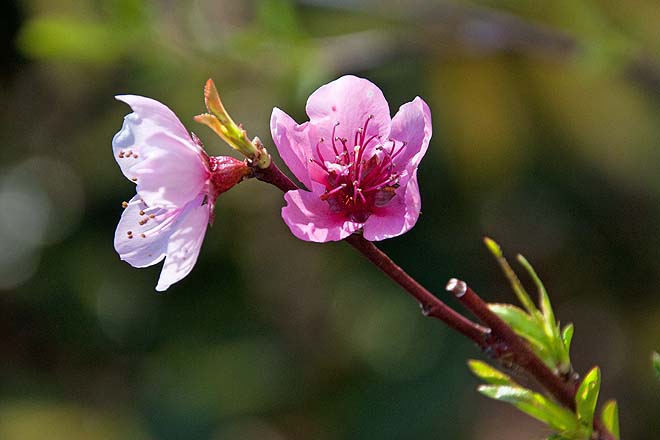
<box><xmin>113</xmin><ymin>95</ymin><xmax>247</xmax><ymax>291</ymax></box>
<box><xmin>271</xmin><ymin>75</ymin><xmax>432</xmax><ymax>242</ymax></box>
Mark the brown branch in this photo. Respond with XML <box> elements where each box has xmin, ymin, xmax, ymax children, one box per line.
<box><xmin>346</xmin><ymin>235</ymin><xmax>490</xmax><ymax>344</ymax></box>
<box><xmin>254</xmin><ymin>160</ymin><xmax>616</xmax><ymax>440</ymax></box>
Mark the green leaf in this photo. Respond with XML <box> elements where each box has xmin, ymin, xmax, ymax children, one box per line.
<box><xmin>483</xmin><ymin>237</ymin><xmax>537</xmax><ymax>314</ymax></box>
<box><xmin>575</xmin><ymin>367</ymin><xmax>601</xmax><ymax>428</ymax></box>
<box><xmin>478</xmin><ymin>385</ymin><xmax>580</xmax><ymax>433</ymax></box>
<box><xmin>517</xmin><ymin>255</ymin><xmax>572</xmax><ymax>374</ymax></box>
<box><xmin>562</xmin><ymin>324</ymin><xmax>575</xmax><ymax>353</ymax></box>
<box><xmin>488</xmin><ymin>304</ymin><xmax>551</xmax><ymax>360</ymax></box>
<box><xmin>517</xmin><ymin>255</ymin><xmax>556</xmax><ymax>326</ymax></box>
<box><xmin>653</xmin><ymin>351</ymin><xmax>660</xmax><ymax>380</ymax></box>
<box><xmin>467</xmin><ymin>360</ymin><xmax>515</xmax><ymax>386</ymax></box>
<box><xmin>600</xmin><ymin>400</ymin><xmax>620</xmax><ymax>439</ymax></box>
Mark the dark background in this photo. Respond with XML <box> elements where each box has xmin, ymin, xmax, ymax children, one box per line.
<box><xmin>1</xmin><ymin>0</ymin><xmax>659</xmax><ymax>438</ymax></box>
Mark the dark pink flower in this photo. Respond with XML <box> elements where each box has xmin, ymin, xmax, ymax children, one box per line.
<box><xmin>271</xmin><ymin>75</ymin><xmax>432</xmax><ymax>242</ymax></box>
<box><xmin>113</xmin><ymin>96</ymin><xmax>248</xmax><ymax>290</ymax></box>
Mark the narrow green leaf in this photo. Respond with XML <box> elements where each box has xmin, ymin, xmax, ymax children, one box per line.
<box><xmin>483</xmin><ymin>238</ymin><xmax>537</xmax><ymax>314</ymax></box>
<box><xmin>517</xmin><ymin>255</ymin><xmax>556</xmax><ymax>326</ymax></box>
<box><xmin>575</xmin><ymin>367</ymin><xmax>601</xmax><ymax>427</ymax></box>
<box><xmin>562</xmin><ymin>324</ymin><xmax>574</xmax><ymax>353</ymax></box>
<box><xmin>517</xmin><ymin>254</ymin><xmax>574</xmax><ymax>375</ymax></box>
<box><xmin>467</xmin><ymin>360</ymin><xmax>515</xmax><ymax>386</ymax></box>
<box><xmin>600</xmin><ymin>400</ymin><xmax>620</xmax><ymax>439</ymax></box>
<box><xmin>488</xmin><ymin>303</ymin><xmax>551</xmax><ymax>361</ymax></box>
<box><xmin>653</xmin><ymin>351</ymin><xmax>660</xmax><ymax>380</ymax></box>
<box><xmin>478</xmin><ymin>385</ymin><xmax>580</xmax><ymax>433</ymax></box>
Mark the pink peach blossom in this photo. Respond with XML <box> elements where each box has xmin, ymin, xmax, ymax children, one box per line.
<box><xmin>113</xmin><ymin>95</ymin><xmax>246</xmax><ymax>291</ymax></box>
<box><xmin>271</xmin><ymin>75</ymin><xmax>432</xmax><ymax>242</ymax></box>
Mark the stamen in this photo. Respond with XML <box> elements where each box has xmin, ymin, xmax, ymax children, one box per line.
<box><xmin>315</xmin><ymin>139</ymin><xmax>328</xmax><ymax>170</ymax></box>
<box><xmin>320</xmin><ymin>183</ymin><xmax>347</xmax><ymax>201</ymax></box>
<box><xmin>331</xmin><ymin>122</ymin><xmax>340</xmax><ymax>157</ymax></box>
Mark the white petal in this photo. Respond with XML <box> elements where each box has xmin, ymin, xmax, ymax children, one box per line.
<box><xmin>113</xmin><ymin>96</ymin><xmax>208</xmax><ymax>207</ymax></box>
<box><xmin>114</xmin><ymin>195</ymin><xmax>176</xmax><ymax>268</ymax></box>
<box><xmin>132</xmin><ymin>132</ymin><xmax>209</xmax><ymax>208</ymax></box>
<box><xmin>155</xmin><ymin>197</ymin><xmax>211</xmax><ymax>291</ymax></box>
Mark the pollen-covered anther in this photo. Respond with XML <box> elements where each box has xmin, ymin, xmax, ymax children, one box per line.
<box><xmin>122</xmin><ymin>201</ymin><xmax>128</xmax><ymax>208</ymax></box>
<box><xmin>131</xmin><ymin>177</ymin><xmax>138</xmax><ymax>182</ymax></box>
<box><xmin>139</xmin><ymin>218</ymin><xmax>148</xmax><ymax>226</ymax></box>
<box><xmin>140</xmin><ymin>233</ymin><xmax>146</xmax><ymax>238</ymax></box>
<box><xmin>139</xmin><ymin>210</ymin><xmax>145</xmax><ymax>216</ymax></box>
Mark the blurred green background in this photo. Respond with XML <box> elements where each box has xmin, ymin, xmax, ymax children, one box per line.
<box><xmin>1</xmin><ymin>0</ymin><xmax>659</xmax><ymax>438</ymax></box>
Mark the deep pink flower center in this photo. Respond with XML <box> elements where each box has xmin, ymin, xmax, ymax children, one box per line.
<box><xmin>310</xmin><ymin>115</ymin><xmax>406</xmax><ymax>223</ymax></box>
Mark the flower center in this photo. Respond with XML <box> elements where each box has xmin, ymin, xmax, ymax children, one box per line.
<box><xmin>310</xmin><ymin>115</ymin><xmax>406</xmax><ymax>223</ymax></box>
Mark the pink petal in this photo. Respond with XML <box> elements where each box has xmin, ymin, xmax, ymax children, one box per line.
<box><xmin>305</xmin><ymin>75</ymin><xmax>391</xmax><ymax>146</ymax></box>
<box><xmin>282</xmin><ymin>190</ymin><xmax>361</xmax><ymax>242</ymax></box>
<box><xmin>389</xmin><ymin>96</ymin><xmax>432</xmax><ymax>175</ymax></box>
<box><xmin>363</xmin><ymin>172</ymin><xmax>421</xmax><ymax>241</ymax></box>
<box><xmin>131</xmin><ymin>132</ymin><xmax>208</xmax><ymax>208</ymax></box>
<box><xmin>156</xmin><ymin>196</ymin><xmax>211</xmax><ymax>291</ymax></box>
<box><xmin>114</xmin><ymin>195</ymin><xmax>174</xmax><ymax>268</ymax></box>
<box><xmin>270</xmin><ymin>108</ymin><xmax>315</xmax><ymax>188</ymax></box>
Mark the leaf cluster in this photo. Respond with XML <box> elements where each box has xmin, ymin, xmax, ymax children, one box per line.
<box><xmin>469</xmin><ymin>239</ymin><xmax>620</xmax><ymax>439</ymax></box>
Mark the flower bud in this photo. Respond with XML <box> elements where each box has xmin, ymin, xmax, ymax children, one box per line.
<box><xmin>209</xmin><ymin>155</ymin><xmax>251</xmax><ymax>197</ymax></box>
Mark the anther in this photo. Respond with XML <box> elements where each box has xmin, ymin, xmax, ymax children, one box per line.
<box><xmin>121</xmin><ymin>201</ymin><xmax>128</xmax><ymax>208</ymax></box>
<box><xmin>127</xmin><ymin>231</ymin><xmax>132</xmax><ymax>235</ymax></box>
<box><xmin>140</xmin><ymin>233</ymin><xmax>146</xmax><ymax>238</ymax></box>
<box><xmin>139</xmin><ymin>210</ymin><xmax>145</xmax><ymax>216</ymax></box>
<box><xmin>131</xmin><ymin>177</ymin><xmax>138</xmax><ymax>182</ymax></box>
<box><xmin>139</xmin><ymin>219</ymin><xmax>148</xmax><ymax>225</ymax></box>
<box><xmin>149</xmin><ymin>214</ymin><xmax>155</xmax><ymax>219</ymax></box>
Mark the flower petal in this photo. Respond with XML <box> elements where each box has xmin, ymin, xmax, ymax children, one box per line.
<box><xmin>270</xmin><ymin>107</ymin><xmax>315</xmax><ymax>188</ymax></box>
<box><xmin>131</xmin><ymin>132</ymin><xmax>208</xmax><ymax>208</ymax></box>
<box><xmin>363</xmin><ymin>172</ymin><xmax>421</xmax><ymax>241</ymax></box>
<box><xmin>115</xmin><ymin>95</ymin><xmax>197</xmax><ymax>150</ymax></box>
<box><xmin>282</xmin><ymin>190</ymin><xmax>361</xmax><ymax>242</ymax></box>
<box><xmin>305</xmin><ymin>75</ymin><xmax>391</xmax><ymax>145</ymax></box>
<box><xmin>389</xmin><ymin>96</ymin><xmax>432</xmax><ymax>174</ymax></box>
<box><xmin>114</xmin><ymin>194</ymin><xmax>174</xmax><ymax>268</ymax></box>
<box><xmin>156</xmin><ymin>196</ymin><xmax>211</xmax><ymax>291</ymax></box>
<box><xmin>113</xmin><ymin>95</ymin><xmax>208</xmax><ymax>207</ymax></box>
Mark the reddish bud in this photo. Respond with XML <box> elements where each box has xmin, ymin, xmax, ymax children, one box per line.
<box><xmin>209</xmin><ymin>156</ymin><xmax>250</xmax><ymax>196</ymax></box>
